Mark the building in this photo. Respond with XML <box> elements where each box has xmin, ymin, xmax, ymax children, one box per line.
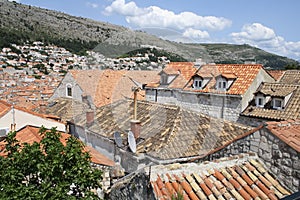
<box><xmin>241</xmin><ymin>70</ymin><xmax>300</xmax><ymax>126</ymax></box>
<box><xmin>50</xmin><ymin>69</ymin><xmax>160</xmax><ymax>108</ymax></box>
<box><xmin>145</xmin><ymin>62</ymin><xmax>274</xmax><ymax>122</ymax></box>
<box><xmin>0</xmin><ymin>100</ymin><xmax>65</xmax><ymax>132</ymax></box>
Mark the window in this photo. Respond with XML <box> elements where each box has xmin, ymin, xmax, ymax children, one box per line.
<box><xmin>256</xmin><ymin>96</ymin><xmax>265</xmax><ymax>107</ymax></box>
<box><xmin>193</xmin><ymin>80</ymin><xmax>202</xmax><ymax>89</ymax></box>
<box><xmin>217</xmin><ymin>80</ymin><xmax>227</xmax><ymax>90</ymax></box>
<box><xmin>66</xmin><ymin>84</ymin><xmax>72</xmax><ymax>98</ymax></box>
<box><xmin>273</xmin><ymin>99</ymin><xmax>283</xmax><ymax>109</ymax></box>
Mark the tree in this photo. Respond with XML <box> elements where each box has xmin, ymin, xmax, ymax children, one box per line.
<box><xmin>0</xmin><ymin>127</ymin><xmax>102</xmax><ymax>199</ymax></box>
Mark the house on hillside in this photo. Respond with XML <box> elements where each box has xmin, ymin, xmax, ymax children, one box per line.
<box><xmin>145</xmin><ymin>62</ymin><xmax>275</xmax><ymax>122</ymax></box>
<box><xmin>241</xmin><ymin>70</ymin><xmax>300</xmax><ymax>126</ymax></box>
<box><xmin>49</xmin><ymin>69</ymin><xmax>160</xmax><ymax>108</ymax></box>
<box><xmin>0</xmin><ymin>100</ymin><xmax>65</xmax><ymax>133</ymax></box>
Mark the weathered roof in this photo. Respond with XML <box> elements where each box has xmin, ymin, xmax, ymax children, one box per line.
<box><xmin>69</xmin><ymin>69</ymin><xmax>160</xmax><ymax>107</ymax></box>
<box><xmin>185</xmin><ymin>64</ymin><xmax>264</xmax><ymax>95</ymax></box>
<box><xmin>242</xmin><ymin>84</ymin><xmax>300</xmax><ymax>120</ymax></box>
<box><xmin>278</xmin><ymin>70</ymin><xmax>300</xmax><ymax>85</ymax></box>
<box><xmin>255</xmin><ymin>82</ymin><xmax>297</xmax><ymax>97</ymax></box>
<box><xmin>151</xmin><ymin>154</ymin><xmax>291</xmax><ymax>200</ymax></box>
<box><xmin>72</xmin><ymin>99</ymin><xmax>252</xmax><ymax>160</ymax></box>
<box><xmin>266</xmin><ymin>120</ymin><xmax>300</xmax><ymax>152</ymax></box>
<box><xmin>0</xmin><ymin>125</ymin><xmax>115</xmax><ymax>166</ymax></box>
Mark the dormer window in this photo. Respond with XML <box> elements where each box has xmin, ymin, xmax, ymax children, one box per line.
<box><xmin>273</xmin><ymin>98</ymin><xmax>283</xmax><ymax>110</ymax></box>
<box><xmin>193</xmin><ymin>77</ymin><xmax>203</xmax><ymax>89</ymax></box>
<box><xmin>216</xmin><ymin>73</ymin><xmax>236</xmax><ymax>91</ymax></box>
<box><xmin>66</xmin><ymin>83</ymin><xmax>72</xmax><ymax>98</ymax></box>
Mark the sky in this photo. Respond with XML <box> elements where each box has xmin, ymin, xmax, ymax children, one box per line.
<box><xmin>13</xmin><ymin>0</ymin><xmax>300</xmax><ymax>61</ymax></box>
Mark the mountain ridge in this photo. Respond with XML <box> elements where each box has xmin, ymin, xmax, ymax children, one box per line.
<box><xmin>0</xmin><ymin>0</ymin><xmax>298</xmax><ymax>69</ymax></box>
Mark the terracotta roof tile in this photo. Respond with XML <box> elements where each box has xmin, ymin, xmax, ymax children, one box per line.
<box><xmin>150</xmin><ymin>154</ymin><xmax>290</xmax><ymax>200</ymax></box>
<box><xmin>266</xmin><ymin>70</ymin><xmax>285</xmax><ymax>81</ymax></box>
<box><xmin>266</xmin><ymin>120</ymin><xmax>300</xmax><ymax>152</ymax></box>
<box><xmin>50</xmin><ymin>98</ymin><xmax>252</xmax><ymax>160</ymax></box>
<box><xmin>0</xmin><ymin>126</ymin><xmax>114</xmax><ymax>166</ymax></box>
<box><xmin>69</xmin><ymin>69</ymin><xmax>159</xmax><ymax>107</ymax></box>
<box><xmin>184</xmin><ymin>64</ymin><xmax>263</xmax><ymax>95</ymax></box>
<box><xmin>0</xmin><ymin>100</ymin><xmax>11</xmax><ymax>117</ymax></box>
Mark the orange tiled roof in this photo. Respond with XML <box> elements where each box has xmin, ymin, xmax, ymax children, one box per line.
<box><xmin>185</xmin><ymin>64</ymin><xmax>263</xmax><ymax>95</ymax></box>
<box><xmin>149</xmin><ymin>63</ymin><xmax>264</xmax><ymax>95</ymax></box>
<box><xmin>69</xmin><ymin>69</ymin><xmax>160</xmax><ymax>107</ymax></box>
<box><xmin>150</xmin><ymin>154</ymin><xmax>290</xmax><ymax>200</ymax></box>
<box><xmin>0</xmin><ymin>126</ymin><xmax>115</xmax><ymax>166</ymax></box>
<box><xmin>0</xmin><ymin>100</ymin><xmax>11</xmax><ymax>117</ymax></box>
<box><xmin>266</xmin><ymin>120</ymin><xmax>300</xmax><ymax>152</ymax></box>
<box><xmin>266</xmin><ymin>70</ymin><xmax>285</xmax><ymax>81</ymax></box>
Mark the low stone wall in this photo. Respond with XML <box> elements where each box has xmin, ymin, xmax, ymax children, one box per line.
<box><xmin>202</xmin><ymin>128</ymin><xmax>299</xmax><ymax>192</ymax></box>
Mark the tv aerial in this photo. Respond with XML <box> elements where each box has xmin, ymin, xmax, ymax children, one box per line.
<box><xmin>128</xmin><ymin>131</ymin><xmax>136</xmax><ymax>153</ymax></box>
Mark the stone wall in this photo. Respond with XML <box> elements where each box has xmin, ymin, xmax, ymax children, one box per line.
<box><xmin>108</xmin><ymin>173</ymin><xmax>155</xmax><ymax>200</ymax></box>
<box><xmin>201</xmin><ymin>127</ymin><xmax>299</xmax><ymax>192</ymax></box>
<box><xmin>145</xmin><ymin>88</ymin><xmax>242</xmax><ymax>122</ymax></box>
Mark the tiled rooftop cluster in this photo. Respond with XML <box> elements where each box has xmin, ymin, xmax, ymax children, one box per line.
<box><xmin>151</xmin><ymin>154</ymin><xmax>291</xmax><ymax>200</ymax></box>
<box><xmin>48</xmin><ymin>98</ymin><xmax>252</xmax><ymax>160</ymax></box>
<box><xmin>0</xmin><ymin>70</ymin><xmax>61</xmax><ymax>110</ymax></box>
<box><xmin>242</xmin><ymin>70</ymin><xmax>300</xmax><ymax>121</ymax></box>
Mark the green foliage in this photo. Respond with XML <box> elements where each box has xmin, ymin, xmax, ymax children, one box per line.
<box><xmin>0</xmin><ymin>127</ymin><xmax>102</xmax><ymax>199</ymax></box>
<box><xmin>171</xmin><ymin>191</ymin><xmax>184</xmax><ymax>200</ymax></box>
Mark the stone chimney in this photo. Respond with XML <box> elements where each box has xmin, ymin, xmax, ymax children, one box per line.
<box><xmin>86</xmin><ymin>109</ymin><xmax>94</xmax><ymax>127</ymax></box>
<box><xmin>130</xmin><ymin>119</ymin><xmax>141</xmax><ymax>139</ymax></box>
<box><xmin>39</xmin><ymin>103</ymin><xmax>46</xmax><ymax>114</ymax></box>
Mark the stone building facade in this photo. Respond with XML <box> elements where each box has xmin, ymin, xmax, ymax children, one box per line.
<box><xmin>199</xmin><ymin>122</ymin><xmax>300</xmax><ymax>192</ymax></box>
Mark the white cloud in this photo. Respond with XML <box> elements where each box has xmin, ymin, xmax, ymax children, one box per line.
<box><xmin>231</xmin><ymin>23</ymin><xmax>300</xmax><ymax>60</ymax></box>
<box><xmin>104</xmin><ymin>0</ymin><xmax>148</xmax><ymax>16</ymax></box>
<box><xmin>183</xmin><ymin>28</ymin><xmax>210</xmax><ymax>40</ymax></box>
<box><xmin>8</xmin><ymin>0</ymin><xmax>20</xmax><ymax>2</ymax></box>
<box><xmin>104</xmin><ymin>0</ymin><xmax>231</xmax><ymax>34</ymax></box>
<box><xmin>86</xmin><ymin>2</ymin><xmax>99</xmax><ymax>9</ymax></box>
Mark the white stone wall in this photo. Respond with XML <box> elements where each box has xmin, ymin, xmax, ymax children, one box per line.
<box><xmin>145</xmin><ymin>88</ymin><xmax>242</xmax><ymax>122</ymax></box>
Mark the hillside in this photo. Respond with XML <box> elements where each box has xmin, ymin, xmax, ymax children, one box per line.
<box><xmin>0</xmin><ymin>0</ymin><xmax>298</xmax><ymax>69</ymax></box>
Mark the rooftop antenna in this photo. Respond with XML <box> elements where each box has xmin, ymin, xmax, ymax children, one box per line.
<box><xmin>128</xmin><ymin>131</ymin><xmax>136</xmax><ymax>153</ymax></box>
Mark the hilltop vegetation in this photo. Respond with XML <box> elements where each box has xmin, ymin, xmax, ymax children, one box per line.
<box><xmin>0</xmin><ymin>0</ymin><xmax>298</xmax><ymax>69</ymax></box>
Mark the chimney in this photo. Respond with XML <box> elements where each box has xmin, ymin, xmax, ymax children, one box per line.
<box><xmin>130</xmin><ymin>119</ymin><xmax>141</xmax><ymax>139</ymax></box>
<box><xmin>86</xmin><ymin>109</ymin><xmax>94</xmax><ymax>127</ymax></box>
<box><xmin>39</xmin><ymin>103</ymin><xmax>46</xmax><ymax>114</ymax></box>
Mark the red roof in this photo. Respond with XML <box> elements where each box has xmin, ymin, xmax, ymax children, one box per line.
<box><xmin>0</xmin><ymin>126</ymin><xmax>115</xmax><ymax>166</ymax></box>
<box><xmin>151</xmin><ymin>154</ymin><xmax>290</xmax><ymax>200</ymax></box>
<box><xmin>266</xmin><ymin>120</ymin><xmax>300</xmax><ymax>152</ymax></box>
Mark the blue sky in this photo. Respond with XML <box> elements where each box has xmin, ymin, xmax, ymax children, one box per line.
<box><xmin>15</xmin><ymin>0</ymin><xmax>300</xmax><ymax>60</ymax></box>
